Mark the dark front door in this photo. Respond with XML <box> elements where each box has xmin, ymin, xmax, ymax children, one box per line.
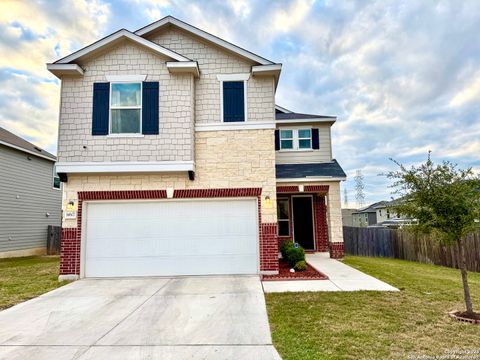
<box><xmin>292</xmin><ymin>196</ymin><xmax>315</xmax><ymax>250</ymax></box>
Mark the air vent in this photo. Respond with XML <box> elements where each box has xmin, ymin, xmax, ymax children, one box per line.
<box><xmin>34</xmin><ymin>146</ymin><xmax>42</xmax><ymax>152</ymax></box>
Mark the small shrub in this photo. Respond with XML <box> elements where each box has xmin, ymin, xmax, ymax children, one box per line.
<box><xmin>280</xmin><ymin>240</ymin><xmax>294</xmax><ymax>259</ymax></box>
<box><xmin>285</xmin><ymin>245</ymin><xmax>305</xmax><ymax>267</ymax></box>
<box><xmin>294</xmin><ymin>260</ymin><xmax>307</xmax><ymax>271</ymax></box>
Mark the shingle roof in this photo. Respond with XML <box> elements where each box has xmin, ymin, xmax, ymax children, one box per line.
<box><xmin>276</xmin><ymin>160</ymin><xmax>347</xmax><ymax>179</ymax></box>
<box><xmin>275</xmin><ymin>112</ymin><xmax>336</xmax><ymax>120</ymax></box>
<box><xmin>0</xmin><ymin>127</ymin><xmax>56</xmax><ymax>161</ymax></box>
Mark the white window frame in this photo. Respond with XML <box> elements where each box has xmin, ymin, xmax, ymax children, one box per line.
<box><xmin>52</xmin><ymin>165</ymin><xmax>61</xmax><ymax>190</ymax></box>
<box><xmin>279</xmin><ymin>129</ymin><xmax>294</xmax><ymax>150</ymax></box>
<box><xmin>279</xmin><ymin>128</ymin><xmax>313</xmax><ymax>151</ymax></box>
<box><xmin>217</xmin><ymin>73</ymin><xmax>249</xmax><ymax>123</ymax></box>
<box><xmin>277</xmin><ymin>197</ymin><xmax>291</xmax><ymax>237</ymax></box>
<box><xmin>109</xmin><ymin>82</ymin><xmax>143</xmax><ymax>135</ymax></box>
<box><xmin>297</xmin><ymin>128</ymin><xmax>312</xmax><ymax>150</ymax></box>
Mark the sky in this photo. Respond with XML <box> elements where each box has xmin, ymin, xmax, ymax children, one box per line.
<box><xmin>1</xmin><ymin>0</ymin><xmax>479</xmax><ymax>207</ymax></box>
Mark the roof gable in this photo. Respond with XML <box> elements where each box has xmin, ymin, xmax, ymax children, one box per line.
<box><xmin>53</xmin><ymin>29</ymin><xmax>190</xmax><ymax>65</ymax></box>
<box><xmin>135</xmin><ymin>16</ymin><xmax>274</xmax><ymax>66</ymax></box>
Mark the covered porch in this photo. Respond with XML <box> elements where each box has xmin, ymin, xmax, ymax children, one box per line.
<box><xmin>275</xmin><ymin>161</ymin><xmax>346</xmax><ymax>259</ymax></box>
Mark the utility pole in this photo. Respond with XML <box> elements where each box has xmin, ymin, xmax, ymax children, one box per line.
<box><xmin>343</xmin><ymin>186</ymin><xmax>349</xmax><ymax>207</ymax></box>
<box><xmin>354</xmin><ymin>170</ymin><xmax>365</xmax><ymax>208</ymax></box>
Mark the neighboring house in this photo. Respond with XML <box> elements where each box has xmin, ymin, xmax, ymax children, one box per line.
<box><xmin>352</xmin><ymin>200</ymin><xmax>409</xmax><ymax>227</ymax></box>
<box><xmin>351</xmin><ymin>202</ymin><xmax>384</xmax><ymax>227</ymax></box>
<box><xmin>47</xmin><ymin>16</ymin><xmax>346</xmax><ymax>280</ymax></box>
<box><xmin>341</xmin><ymin>208</ymin><xmax>356</xmax><ymax>227</ymax></box>
<box><xmin>0</xmin><ymin>127</ymin><xmax>62</xmax><ymax>258</ymax></box>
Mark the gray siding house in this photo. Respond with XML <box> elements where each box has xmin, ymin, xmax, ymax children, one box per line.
<box><xmin>0</xmin><ymin>127</ymin><xmax>62</xmax><ymax>258</ymax></box>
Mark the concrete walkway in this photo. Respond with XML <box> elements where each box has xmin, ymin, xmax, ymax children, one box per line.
<box><xmin>263</xmin><ymin>253</ymin><xmax>398</xmax><ymax>293</ymax></box>
<box><xmin>0</xmin><ymin>277</ymin><xmax>280</xmax><ymax>360</ymax></box>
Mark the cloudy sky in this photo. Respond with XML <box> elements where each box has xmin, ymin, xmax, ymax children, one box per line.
<box><xmin>1</xmin><ymin>0</ymin><xmax>479</xmax><ymax>207</ymax></box>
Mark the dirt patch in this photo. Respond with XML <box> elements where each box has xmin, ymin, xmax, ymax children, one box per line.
<box><xmin>449</xmin><ymin>310</ymin><xmax>480</xmax><ymax>324</ymax></box>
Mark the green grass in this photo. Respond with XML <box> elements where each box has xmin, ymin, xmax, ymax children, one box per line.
<box><xmin>0</xmin><ymin>256</ymin><xmax>66</xmax><ymax>310</ymax></box>
<box><xmin>266</xmin><ymin>256</ymin><xmax>480</xmax><ymax>360</ymax></box>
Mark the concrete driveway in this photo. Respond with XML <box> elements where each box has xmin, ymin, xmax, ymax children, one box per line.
<box><xmin>0</xmin><ymin>276</ymin><xmax>280</xmax><ymax>360</ymax></box>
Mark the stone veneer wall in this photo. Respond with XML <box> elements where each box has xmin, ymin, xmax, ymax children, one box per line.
<box><xmin>147</xmin><ymin>27</ymin><xmax>275</xmax><ymax>124</ymax></box>
<box><xmin>60</xmin><ymin>129</ymin><xmax>279</xmax><ymax>275</ymax></box>
<box><xmin>62</xmin><ymin>129</ymin><xmax>277</xmax><ymax>227</ymax></box>
<box><xmin>59</xmin><ymin>42</ymin><xmax>194</xmax><ymax>163</ymax></box>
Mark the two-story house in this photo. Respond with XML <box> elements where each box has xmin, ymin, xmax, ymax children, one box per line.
<box><xmin>47</xmin><ymin>16</ymin><xmax>346</xmax><ymax>280</ymax></box>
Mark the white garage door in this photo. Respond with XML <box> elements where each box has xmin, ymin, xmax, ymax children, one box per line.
<box><xmin>84</xmin><ymin>199</ymin><xmax>258</xmax><ymax>277</ymax></box>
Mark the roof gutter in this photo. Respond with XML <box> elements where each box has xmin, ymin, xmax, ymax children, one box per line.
<box><xmin>276</xmin><ymin>176</ymin><xmax>346</xmax><ymax>183</ymax></box>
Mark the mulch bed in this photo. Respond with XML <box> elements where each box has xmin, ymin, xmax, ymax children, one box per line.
<box><xmin>262</xmin><ymin>259</ymin><xmax>328</xmax><ymax>281</ymax></box>
<box><xmin>449</xmin><ymin>310</ymin><xmax>480</xmax><ymax>324</ymax></box>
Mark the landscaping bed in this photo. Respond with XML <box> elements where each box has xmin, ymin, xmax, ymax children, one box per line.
<box><xmin>262</xmin><ymin>259</ymin><xmax>328</xmax><ymax>281</ymax></box>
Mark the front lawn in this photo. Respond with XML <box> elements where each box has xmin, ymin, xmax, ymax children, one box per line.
<box><xmin>266</xmin><ymin>256</ymin><xmax>480</xmax><ymax>360</ymax></box>
<box><xmin>0</xmin><ymin>256</ymin><xmax>65</xmax><ymax>310</ymax></box>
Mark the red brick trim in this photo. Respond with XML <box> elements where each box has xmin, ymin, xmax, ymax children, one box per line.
<box><xmin>78</xmin><ymin>190</ymin><xmax>167</xmax><ymax>201</ymax></box>
<box><xmin>174</xmin><ymin>188</ymin><xmax>261</xmax><ymax>198</ymax></box>
<box><xmin>61</xmin><ymin>187</ymin><xmax>274</xmax><ymax>276</ymax></box>
<box><xmin>276</xmin><ymin>186</ymin><xmax>299</xmax><ymax>193</ymax></box>
<box><xmin>304</xmin><ymin>185</ymin><xmax>329</xmax><ymax>193</ymax></box>
<box><xmin>260</xmin><ymin>223</ymin><xmax>279</xmax><ymax>272</ymax></box>
<box><xmin>313</xmin><ymin>195</ymin><xmax>329</xmax><ymax>252</ymax></box>
<box><xmin>60</xmin><ymin>228</ymin><xmax>79</xmax><ymax>275</ymax></box>
<box><xmin>330</xmin><ymin>242</ymin><xmax>344</xmax><ymax>259</ymax></box>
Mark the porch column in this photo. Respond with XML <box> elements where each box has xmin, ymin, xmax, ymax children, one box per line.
<box><xmin>326</xmin><ymin>182</ymin><xmax>344</xmax><ymax>259</ymax></box>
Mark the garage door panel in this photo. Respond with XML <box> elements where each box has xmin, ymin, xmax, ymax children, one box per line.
<box><xmin>85</xmin><ymin>199</ymin><xmax>258</xmax><ymax>277</ymax></box>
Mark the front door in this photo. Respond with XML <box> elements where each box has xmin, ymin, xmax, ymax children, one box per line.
<box><xmin>292</xmin><ymin>196</ymin><xmax>315</xmax><ymax>250</ymax></box>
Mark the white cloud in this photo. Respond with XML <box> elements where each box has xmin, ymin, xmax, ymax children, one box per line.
<box><xmin>0</xmin><ymin>0</ymin><xmax>110</xmax><ymax>153</ymax></box>
<box><xmin>449</xmin><ymin>72</ymin><xmax>480</xmax><ymax>107</ymax></box>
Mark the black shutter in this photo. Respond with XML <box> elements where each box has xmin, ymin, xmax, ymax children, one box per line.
<box><xmin>312</xmin><ymin>128</ymin><xmax>320</xmax><ymax>149</ymax></box>
<box><xmin>142</xmin><ymin>82</ymin><xmax>159</xmax><ymax>135</ymax></box>
<box><xmin>92</xmin><ymin>83</ymin><xmax>109</xmax><ymax>135</ymax></box>
<box><xmin>223</xmin><ymin>81</ymin><xmax>245</xmax><ymax>122</ymax></box>
<box><xmin>275</xmin><ymin>130</ymin><xmax>280</xmax><ymax>150</ymax></box>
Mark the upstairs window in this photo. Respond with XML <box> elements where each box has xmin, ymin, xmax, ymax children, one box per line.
<box><xmin>110</xmin><ymin>83</ymin><xmax>142</xmax><ymax>134</ymax></box>
<box><xmin>298</xmin><ymin>129</ymin><xmax>312</xmax><ymax>149</ymax></box>
<box><xmin>223</xmin><ymin>81</ymin><xmax>245</xmax><ymax>122</ymax></box>
<box><xmin>279</xmin><ymin>129</ymin><xmax>312</xmax><ymax>150</ymax></box>
<box><xmin>280</xmin><ymin>130</ymin><xmax>293</xmax><ymax>149</ymax></box>
<box><xmin>53</xmin><ymin>165</ymin><xmax>61</xmax><ymax>190</ymax></box>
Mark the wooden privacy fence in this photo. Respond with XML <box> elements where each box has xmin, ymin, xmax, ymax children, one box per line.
<box><xmin>343</xmin><ymin>226</ymin><xmax>480</xmax><ymax>272</ymax></box>
<box><xmin>47</xmin><ymin>225</ymin><xmax>61</xmax><ymax>255</ymax></box>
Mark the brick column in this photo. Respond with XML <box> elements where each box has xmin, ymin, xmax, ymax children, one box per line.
<box><xmin>313</xmin><ymin>195</ymin><xmax>329</xmax><ymax>252</ymax></box>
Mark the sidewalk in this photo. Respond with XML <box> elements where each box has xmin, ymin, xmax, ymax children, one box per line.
<box><xmin>262</xmin><ymin>253</ymin><xmax>399</xmax><ymax>293</ymax></box>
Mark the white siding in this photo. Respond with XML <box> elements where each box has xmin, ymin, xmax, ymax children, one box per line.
<box><xmin>275</xmin><ymin>124</ymin><xmax>332</xmax><ymax>164</ymax></box>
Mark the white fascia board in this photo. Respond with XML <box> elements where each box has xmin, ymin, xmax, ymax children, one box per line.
<box><xmin>166</xmin><ymin>61</ymin><xmax>200</xmax><ymax>77</ymax></box>
<box><xmin>251</xmin><ymin>64</ymin><xmax>282</xmax><ymax>75</ymax></box>
<box><xmin>216</xmin><ymin>73</ymin><xmax>250</xmax><ymax>81</ymax></box>
<box><xmin>195</xmin><ymin>122</ymin><xmax>275</xmax><ymax>132</ymax></box>
<box><xmin>46</xmin><ymin>63</ymin><xmax>84</xmax><ymax>78</ymax></box>
<box><xmin>0</xmin><ymin>140</ymin><xmax>56</xmax><ymax>162</ymax></box>
<box><xmin>55</xmin><ymin>29</ymin><xmax>190</xmax><ymax>64</ymax></box>
<box><xmin>106</xmin><ymin>74</ymin><xmax>147</xmax><ymax>82</ymax></box>
<box><xmin>135</xmin><ymin>16</ymin><xmax>274</xmax><ymax>65</ymax></box>
<box><xmin>276</xmin><ymin>118</ymin><xmax>336</xmax><ymax>124</ymax></box>
<box><xmin>275</xmin><ymin>105</ymin><xmax>293</xmax><ymax>113</ymax></box>
<box><xmin>276</xmin><ymin>177</ymin><xmax>346</xmax><ymax>183</ymax></box>
<box><xmin>55</xmin><ymin>161</ymin><xmax>195</xmax><ymax>174</ymax></box>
